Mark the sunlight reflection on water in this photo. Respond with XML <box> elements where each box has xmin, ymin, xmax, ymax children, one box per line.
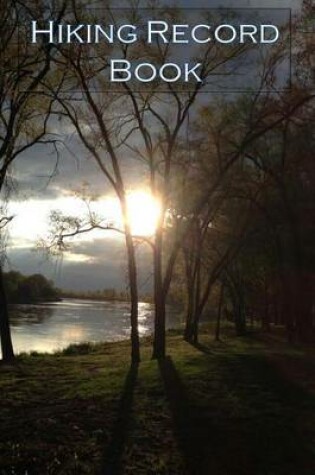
<box><xmin>4</xmin><ymin>299</ymin><xmax>181</xmax><ymax>355</ymax></box>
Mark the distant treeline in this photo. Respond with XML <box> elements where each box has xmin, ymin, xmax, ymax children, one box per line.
<box><xmin>62</xmin><ymin>288</ymin><xmax>127</xmax><ymax>302</ymax></box>
<box><xmin>61</xmin><ymin>288</ymin><xmax>153</xmax><ymax>303</ymax></box>
<box><xmin>4</xmin><ymin>271</ymin><xmax>60</xmax><ymax>304</ymax></box>
<box><xmin>4</xmin><ymin>271</ymin><xmax>154</xmax><ymax>305</ymax></box>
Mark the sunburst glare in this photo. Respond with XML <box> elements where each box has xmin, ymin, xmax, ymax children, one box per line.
<box><xmin>125</xmin><ymin>191</ymin><xmax>161</xmax><ymax>236</ymax></box>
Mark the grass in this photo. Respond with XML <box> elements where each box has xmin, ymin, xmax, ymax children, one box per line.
<box><xmin>0</xmin><ymin>330</ymin><xmax>315</xmax><ymax>474</ymax></box>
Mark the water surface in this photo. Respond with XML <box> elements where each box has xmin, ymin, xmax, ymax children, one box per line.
<box><xmin>7</xmin><ymin>299</ymin><xmax>181</xmax><ymax>355</ymax></box>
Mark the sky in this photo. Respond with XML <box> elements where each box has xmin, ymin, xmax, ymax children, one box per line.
<box><xmin>4</xmin><ymin>0</ymin><xmax>304</xmax><ymax>291</ymax></box>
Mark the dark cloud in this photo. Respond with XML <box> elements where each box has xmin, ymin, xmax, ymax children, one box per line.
<box><xmin>6</xmin><ymin>238</ymin><xmax>153</xmax><ymax>292</ymax></box>
<box><xmin>5</xmin><ymin>245</ymin><xmax>125</xmax><ymax>290</ymax></box>
<box><xmin>12</xmin><ymin>138</ymin><xmax>106</xmax><ymax>200</ymax></box>
<box><xmin>11</xmin><ymin>126</ymin><xmax>148</xmax><ymax>203</ymax></box>
<box><xmin>70</xmin><ymin>237</ymin><xmax>125</xmax><ymax>260</ymax></box>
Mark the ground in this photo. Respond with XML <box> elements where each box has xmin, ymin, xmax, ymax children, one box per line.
<box><xmin>0</xmin><ymin>329</ymin><xmax>314</xmax><ymax>474</ymax></box>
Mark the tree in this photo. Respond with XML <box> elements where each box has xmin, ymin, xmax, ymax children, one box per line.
<box><xmin>0</xmin><ymin>0</ymin><xmax>67</xmax><ymax>361</ymax></box>
<box><xmin>3</xmin><ymin>271</ymin><xmax>59</xmax><ymax>303</ymax></box>
<box><xmin>168</xmin><ymin>66</ymin><xmax>314</xmax><ymax>344</ymax></box>
<box><xmin>0</xmin><ymin>211</ymin><xmax>14</xmax><ymax>361</ymax></box>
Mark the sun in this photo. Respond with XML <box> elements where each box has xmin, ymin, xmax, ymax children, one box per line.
<box><xmin>98</xmin><ymin>191</ymin><xmax>162</xmax><ymax>237</ymax></box>
<box><xmin>126</xmin><ymin>191</ymin><xmax>161</xmax><ymax>236</ymax></box>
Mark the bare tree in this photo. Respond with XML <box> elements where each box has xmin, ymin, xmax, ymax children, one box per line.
<box><xmin>0</xmin><ymin>0</ymin><xmax>67</xmax><ymax>361</ymax></box>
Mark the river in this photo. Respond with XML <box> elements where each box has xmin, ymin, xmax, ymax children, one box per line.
<box><xmin>6</xmin><ymin>299</ymin><xmax>181</xmax><ymax>355</ymax></box>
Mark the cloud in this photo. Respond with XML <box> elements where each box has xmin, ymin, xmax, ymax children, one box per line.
<box><xmin>5</xmin><ymin>244</ymin><xmax>125</xmax><ymax>290</ymax></box>
<box><xmin>6</xmin><ymin>235</ymin><xmax>152</xmax><ymax>292</ymax></box>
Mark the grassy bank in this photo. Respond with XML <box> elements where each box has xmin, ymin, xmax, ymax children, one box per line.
<box><xmin>0</xmin><ymin>331</ymin><xmax>315</xmax><ymax>474</ymax></box>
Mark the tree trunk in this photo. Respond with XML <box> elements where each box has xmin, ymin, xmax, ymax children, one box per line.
<box><xmin>262</xmin><ymin>278</ymin><xmax>271</xmax><ymax>332</ymax></box>
<box><xmin>152</xmin><ymin>229</ymin><xmax>166</xmax><ymax>359</ymax></box>
<box><xmin>193</xmin><ymin>254</ymin><xmax>202</xmax><ymax>342</ymax></box>
<box><xmin>279</xmin><ymin>179</ymin><xmax>314</xmax><ymax>343</ymax></box>
<box><xmin>124</xmin><ymin>232</ymin><xmax>140</xmax><ymax>364</ymax></box>
<box><xmin>235</xmin><ymin>299</ymin><xmax>247</xmax><ymax>336</ymax></box>
<box><xmin>152</xmin><ymin>290</ymin><xmax>166</xmax><ymax>359</ymax></box>
<box><xmin>184</xmin><ymin>264</ymin><xmax>198</xmax><ymax>342</ymax></box>
<box><xmin>295</xmin><ymin>270</ymin><xmax>313</xmax><ymax>344</ymax></box>
<box><xmin>191</xmin><ymin>317</ymin><xmax>200</xmax><ymax>344</ymax></box>
<box><xmin>215</xmin><ymin>283</ymin><xmax>224</xmax><ymax>341</ymax></box>
<box><xmin>184</xmin><ymin>286</ymin><xmax>195</xmax><ymax>341</ymax></box>
<box><xmin>0</xmin><ymin>265</ymin><xmax>14</xmax><ymax>362</ymax></box>
<box><xmin>229</xmin><ymin>282</ymin><xmax>246</xmax><ymax>336</ymax></box>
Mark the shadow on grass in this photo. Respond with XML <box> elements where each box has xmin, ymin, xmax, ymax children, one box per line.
<box><xmin>158</xmin><ymin>356</ymin><xmax>208</xmax><ymax>474</ymax></box>
<box><xmin>101</xmin><ymin>363</ymin><xmax>138</xmax><ymax>475</ymax></box>
<box><xmin>159</xmin><ymin>353</ymin><xmax>315</xmax><ymax>475</ymax></box>
<box><xmin>189</xmin><ymin>340</ymin><xmax>215</xmax><ymax>355</ymax></box>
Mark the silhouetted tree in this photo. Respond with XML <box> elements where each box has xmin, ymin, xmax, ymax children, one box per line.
<box><xmin>0</xmin><ymin>0</ymin><xmax>67</xmax><ymax>361</ymax></box>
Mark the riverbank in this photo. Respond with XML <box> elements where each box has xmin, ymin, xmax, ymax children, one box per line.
<box><xmin>1</xmin><ymin>330</ymin><xmax>314</xmax><ymax>474</ymax></box>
